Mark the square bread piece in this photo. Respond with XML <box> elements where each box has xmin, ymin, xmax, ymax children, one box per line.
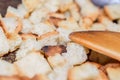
<box><xmin>68</xmin><ymin>62</ymin><xmax>101</xmax><ymax>80</ymax></box>
<box><xmin>0</xmin><ymin>27</ymin><xmax>9</xmax><ymax>56</ymax></box>
<box><xmin>106</xmin><ymin>67</ymin><xmax>120</xmax><ymax>80</ymax></box>
<box><xmin>14</xmin><ymin>52</ymin><xmax>52</xmax><ymax>78</ymax></box>
<box><xmin>104</xmin><ymin>4</ymin><xmax>120</xmax><ymax>20</ymax></box>
<box><xmin>0</xmin><ymin>60</ymin><xmax>17</xmax><ymax>76</ymax></box>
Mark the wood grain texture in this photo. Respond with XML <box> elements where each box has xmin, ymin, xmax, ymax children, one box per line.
<box><xmin>69</xmin><ymin>31</ymin><xmax>120</xmax><ymax>61</ymax></box>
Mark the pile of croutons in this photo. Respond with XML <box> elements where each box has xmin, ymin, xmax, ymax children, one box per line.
<box><xmin>0</xmin><ymin>0</ymin><xmax>120</xmax><ymax>80</ymax></box>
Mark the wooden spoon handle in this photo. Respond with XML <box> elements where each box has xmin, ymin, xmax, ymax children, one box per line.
<box><xmin>69</xmin><ymin>31</ymin><xmax>120</xmax><ymax>61</ymax></box>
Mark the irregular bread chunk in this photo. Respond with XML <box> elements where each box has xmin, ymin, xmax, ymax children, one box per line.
<box><xmin>62</xmin><ymin>42</ymin><xmax>87</xmax><ymax>65</ymax></box>
<box><xmin>57</xmin><ymin>18</ymin><xmax>80</xmax><ymax>44</ymax></box>
<box><xmin>75</xmin><ymin>0</ymin><xmax>99</xmax><ymax>21</ymax></box>
<box><xmin>14</xmin><ymin>52</ymin><xmax>52</xmax><ymax>78</ymax></box>
<box><xmin>7</xmin><ymin>33</ymin><xmax>22</xmax><ymax>52</ymax></box>
<box><xmin>31</xmin><ymin>23</ymin><xmax>56</xmax><ymax>36</ymax></box>
<box><xmin>5</xmin><ymin>5</ymin><xmax>28</xmax><ymax>19</ymax></box>
<box><xmin>47</xmin><ymin>54</ymin><xmax>66</xmax><ymax>68</ymax></box>
<box><xmin>0</xmin><ymin>27</ymin><xmax>9</xmax><ymax>56</ymax></box>
<box><xmin>29</xmin><ymin>8</ymin><xmax>49</xmax><ymax>24</ymax></box>
<box><xmin>68</xmin><ymin>62</ymin><xmax>100</xmax><ymax>80</ymax></box>
<box><xmin>16</xmin><ymin>38</ymin><xmax>39</xmax><ymax>60</ymax></box>
<box><xmin>0</xmin><ymin>17</ymin><xmax>22</xmax><ymax>33</ymax></box>
<box><xmin>22</xmin><ymin>0</ymin><xmax>45</xmax><ymax>12</ymax></box>
<box><xmin>0</xmin><ymin>60</ymin><xmax>17</xmax><ymax>76</ymax></box>
<box><xmin>31</xmin><ymin>74</ymin><xmax>49</xmax><ymax>80</ymax></box>
<box><xmin>106</xmin><ymin>67</ymin><xmax>120</xmax><ymax>80</ymax></box>
<box><xmin>104</xmin><ymin>4</ymin><xmax>120</xmax><ymax>20</ymax></box>
<box><xmin>99</xmin><ymin>16</ymin><xmax>120</xmax><ymax>32</ymax></box>
<box><xmin>37</xmin><ymin>31</ymin><xmax>59</xmax><ymax>49</ymax></box>
<box><xmin>90</xmin><ymin>23</ymin><xmax>106</xmax><ymax>31</ymax></box>
<box><xmin>21</xmin><ymin>19</ymin><xmax>33</xmax><ymax>34</ymax></box>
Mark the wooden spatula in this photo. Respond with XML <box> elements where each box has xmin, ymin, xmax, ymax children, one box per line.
<box><xmin>69</xmin><ymin>31</ymin><xmax>120</xmax><ymax>61</ymax></box>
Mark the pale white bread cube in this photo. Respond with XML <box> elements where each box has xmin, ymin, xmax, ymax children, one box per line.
<box><xmin>57</xmin><ymin>18</ymin><xmax>80</xmax><ymax>44</ymax></box>
<box><xmin>0</xmin><ymin>60</ymin><xmax>17</xmax><ymax>76</ymax></box>
<box><xmin>79</xmin><ymin>17</ymin><xmax>93</xmax><ymax>30</ymax></box>
<box><xmin>16</xmin><ymin>38</ymin><xmax>39</xmax><ymax>60</ymax></box>
<box><xmin>0</xmin><ymin>27</ymin><xmax>9</xmax><ymax>56</ymax></box>
<box><xmin>31</xmin><ymin>74</ymin><xmax>49</xmax><ymax>80</ymax></box>
<box><xmin>29</xmin><ymin>7</ymin><xmax>49</xmax><ymax>24</ymax></box>
<box><xmin>31</xmin><ymin>23</ymin><xmax>56</xmax><ymax>36</ymax></box>
<box><xmin>99</xmin><ymin>16</ymin><xmax>120</xmax><ymax>32</ymax></box>
<box><xmin>5</xmin><ymin>5</ymin><xmax>28</xmax><ymax>19</ymax></box>
<box><xmin>69</xmin><ymin>3</ymin><xmax>81</xmax><ymax>21</ymax></box>
<box><xmin>47</xmin><ymin>54</ymin><xmax>66</xmax><ymax>68</ymax></box>
<box><xmin>7</xmin><ymin>33</ymin><xmax>22</xmax><ymax>52</ymax></box>
<box><xmin>104</xmin><ymin>4</ymin><xmax>120</xmax><ymax>20</ymax></box>
<box><xmin>21</xmin><ymin>19</ymin><xmax>33</xmax><ymax>34</ymax></box>
<box><xmin>0</xmin><ymin>17</ymin><xmax>22</xmax><ymax>33</ymax></box>
<box><xmin>75</xmin><ymin>0</ymin><xmax>99</xmax><ymax>21</ymax></box>
<box><xmin>44</xmin><ymin>0</ymin><xmax>60</xmax><ymax>12</ymax></box>
<box><xmin>37</xmin><ymin>31</ymin><xmax>59</xmax><ymax>49</ymax></box>
<box><xmin>68</xmin><ymin>62</ymin><xmax>101</xmax><ymax>80</ymax></box>
<box><xmin>22</xmin><ymin>0</ymin><xmax>46</xmax><ymax>12</ymax></box>
<box><xmin>106</xmin><ymin>67</ymin><xmax>120</xmax><ymax>80</ymax></box>
<box><xmin>90</xmin><ymin>23</ymin><xmax>106</xmax><ymax>31</ymax></box>
<box><xmin>14</xmin><ymin>52</ymin><xmax>52</xmax><ymax>78</ymax></box>
<box><xmin>48</xmin><ymin>63</ymin><xmax>72</xmax><ymax>80</ymax></box>
<box><xmin>59</xmin><ymin>0</ymin><xmax>73</xmax><ymax>12</ymax></box>
<box><xmin>62</xmin><ymin>42</ymin><xmax>87</xmax><ymax>65</ymax></box>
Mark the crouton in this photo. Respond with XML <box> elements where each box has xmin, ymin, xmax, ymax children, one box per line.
<box><xmin>21</xmin><ymin>19</ymin><xmax>33</xmax><ymax>34</ymax></box>
<box><xmin>75</xmin><ymin>0</ymin><xmax>100</xmax><ymax>21</ymax></box>
<box><xmin>0</xmin><ymin>60</ymin><xmax>17</xmax><ymax>76</ymax></box>
<box><xmin>106</xmin><ymin>67</ymin><xmax>120</xmax><ymax>80</ymax></box>
<box><xmin>0</xmin><ymin>27</ymin><xmax>9</xmax><ymax>56</ymax></box>
<box><xmin>62</xmin><ymin>42</ymin><xmax>87</xmax><ymax>65</ymax></box>
<box><xmin>14</xmin><ymin>52</ymin><xmax>52</xmax><ymax>78</ymax></box>
<box><xmin>29</xmin><ymin>8</ymin><xmax>49</xmax><ymax>24</ymax></box>
<box><xmin>37</xmin><ymin>31</ymin><xmax>59</xmax><ymax>49</ymax></box>
<box><xmin>0</xmin><ymin>17</ymin><xmax>22</xmax><ymax>33</ymax></box>
<box><xmin>31</xmin><ymin>74</ymin><xmax>49</xmax><ymax>80</ymax></box>
<box><xmin>90</xmin><ymin>23</ymin><xmax>106</xmax><ymax>31</ymax></box>
<box><xmin>104</xmin><ymin>4</ymin><xmax>120</xmax><ymax>20</ymax></box>
<box><xmin>68</xmin><ymin>62</ymin><xmax>101</xmax><ymax>80</ymax></box>
<box><xmin>47</xmin><ymin>54</ymin><xmax>67</xmax><ymax>68</ymax></box>
<box><xmin>41</xmin><ymin>45</ymin><xmax>66</xmax><ymax>57</ymax></box>
<box><xmin>31</xmin><ymin>23</ymin><xmax>56</xmax><ymax>36</ymax></box>
<box><xmin>5</xmin><ymin>5</ymin><xmax>28</xmax><ymax>19</ymax></box>
<box><xmin>22</xmin><ymin>0</ymin><xmax>45</xmax><ymax>12</ymax></box>
<box><xmin>15</xmin><ymin>38</ymin><xmax>38</xmax><ymax>60</ymax></box>
<box><xmin>7</xmin><ymin>33</ymin><xmax>22</xmax><ymax>52</ymax></box>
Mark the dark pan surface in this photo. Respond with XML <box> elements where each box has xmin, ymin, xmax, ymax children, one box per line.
<box><xmin>0</xmin><ymin>0</ymin><xmax>21</xmax><ymax>16</ymax></box>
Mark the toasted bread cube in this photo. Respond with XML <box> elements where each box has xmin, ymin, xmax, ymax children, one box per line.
<box><xmin>90</xmin><ymin>23</ymin><xmax>106</xmax><ymax>31</ymax></box>
<box><xmin>0</xmin><ymin>27</ymin><xmax>9</xmax><ymax>56</ymax></box>
<box><xmin>0</xmin><ymin>17</ymin><xmax>22</xmax><ymax>33</ymax></box>
<box><xmin>107</xmin><ymin>67</ymin><xmax>120</xmax><ymax>80</ymax></box>
<box><xmin>14</xmin><ymin>52</ymin><xmax>52</xmax><ymax>78</ymax></box>
<box><xmin>5</xmin><ymin>5</ymin><xmax>28</xmax><ymax>19</ymax></box>
<box><xmin>0</xmin><ymin>60</ymin><xmax>17</xmax><ymax>76</ymax></box>
<box><xmin>21</xmin><ymin>19</ymin><xmax>33</xmax><ymax>34</ymax></box>
<box><xmin>104</xmin><ymin>4</ymin><xmax>120</xmax><ymax>20</ymax></box>
<box><xmin>22</xmin><ymin>0</ymin><xmax>45</xmax><ymax>12</ymax></box>
<box><xmin>47</xmin><ymin>54</ymin><xmax>66</xmax><ymax>68</ymax></box>
<box><xmin>75</xmin><ymin>0</ymin><xmax>100</xmax><ymax>21</ymax></box>
<box><xmin>62</xmin><ymin>42</ymin><xmax>87</xmax><ymax>65</ymax></box>
<box><xmin>68</xmin><ymin>62</ymin><xmax>100</xmax><ymax>80</ymax></box>
<box><xmin>31</xmin><ymin>23</ymin><xmax>56</xmax><ymax>36</ymax></box>
<box><xmin>7</xmin><ymin>33</ymin><xmax>22</xmax><ymax>52</ymax></box>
